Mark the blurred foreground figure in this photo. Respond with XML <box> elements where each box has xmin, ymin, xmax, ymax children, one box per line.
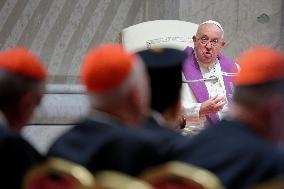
<box><xmin>138</xmin><ymin>48</ymin><xmax>187</xmax><ymax>130</ymax></box>
<box><xmin>178</xmin><ymin>47</ymin><xmax>284</xmax><ymax>189</ymax></box>
<box><xmin>48</xmin><ymin>44</ymin><xmax>157</xmax><ymax>174</ymax></box>
<box><xmin>0</xmin><ymin>48</ymin><xmax>46</xmax><ymax>189</ymax></box>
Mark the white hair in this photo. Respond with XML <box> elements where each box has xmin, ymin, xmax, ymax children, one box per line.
<box><xmin>199</xmin><ymin>20</ymin><xmax>224</xmax><ymax>38</ymax></box>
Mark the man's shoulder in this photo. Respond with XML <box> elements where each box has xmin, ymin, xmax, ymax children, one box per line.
<box><xmin>143</xmin><ymin>122</ymin><xmax>182</xmax><ymax>138</ymax></box>
<box><xmin>0</xmin><ymin>126</ymin><xmax>21</xmax><ymax>141</ymax></box>
<box><xmin>0</xmin><ymin>126</ymin><xmax>41</xmax><ymax>162</ymax></box>
<box><xmin>198</xmin><ymin>119</ymin><xmax>258</xmax><ymax>139</ymax></box>
<box><xmin>184</xmin><ymin>46</ymin><xmax>194</xmax><ymax>53</ymax></box>
<box><xmin>194</xmin><ymin>119</ymin><xmax>281</xmax><ymax>153</ymax></box>
<box><xmin>51</xmin><ymin>117</ymin><xmax>162</xmax><ymax>147</ymax></box>
<box><xmin>58</xmin><ymin>118</ymin><xmax>129</xmax><ymax>140</ymax></box>
<box><xmin>69</xmin><ymin>117</ymin><xmax>128</xmax><ymax>134</ymax></box>
<box><xmin>184</xmin><ymin>46</ymin><xmax>195</xmax><ymax>59</ymax></box>
<box><xmin>180</xmin><ymin>120</ymin><xmax>284</xmax><ymax>171</ymax></box>
<box><xmin>218</xmin><ymin>53</ymin><xmax>235</xmax><ymax>67</ymax></box>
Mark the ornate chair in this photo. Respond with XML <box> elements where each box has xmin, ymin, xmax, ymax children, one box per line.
<box><xmin>23</xmin><ymin>158</ymin><xmax>95</xmax><ymax>189</ymax></box>
<box><xmin>140</xmin><ymin>161</ymin><xmax>225</xmax><ymax>189</ymax></box>
<box><xmin>94</xmin><ymin>170</ymin><xmax>153</xmax><ymax>189</ymax></box>
<box><xmin>120</xmin><ymin>20</ymin><xmax>198</xmax><ymax>52</ymax></box>
<box><xmin>120</xmin><ymin>20</ymin><xmax>198</xmax><ymax>131</ymax></box>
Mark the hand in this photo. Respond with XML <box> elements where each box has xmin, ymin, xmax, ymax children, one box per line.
<box><xmin>199</xmin><ymin>96</ymin><xmax>226</xmax><ymax>116</ymax></box>
<box><xmin>178</xmin><ymin>115</ymin><xmax>187</xmax><ymax>129</ymax></box>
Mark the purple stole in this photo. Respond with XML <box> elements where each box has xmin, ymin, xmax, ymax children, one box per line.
<box><xmin>183</xmin><ymin>47</ymin><xmax>237</xmax><ymax>124</ymax></box>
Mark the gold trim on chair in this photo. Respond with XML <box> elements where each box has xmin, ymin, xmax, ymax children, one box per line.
<box><xmin>94</xmin><ymin>170</ymin><xmax>153</xmax><ymax>189</ymax></box>
<box><xmin>140</xmin><ymin>161</ymin><xmax>225</xmax><ymax>189</ymax></box>
<box><xmin>120</xmin><ymin>20</ymin><xmax>198</xmax><ymax>52</ymax></box>
<box><xmin>23</xmin><ymin>158</ymin><xmax>96</xmax><ymax>189</ymax></box>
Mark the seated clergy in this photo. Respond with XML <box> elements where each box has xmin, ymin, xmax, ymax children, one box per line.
<box><xmin>0</xmin><ymin>48</ymin><xmax>47</xmax><ymax>189</ymax></box>
<box><xmin>48</xmin><ymin>44</ymin><xmax>176</xmax><ymax>175</ymax></box>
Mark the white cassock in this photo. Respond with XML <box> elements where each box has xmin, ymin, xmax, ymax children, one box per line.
<box><xmin>181</xmin><ymin>59</ymin><xmax>229</xmax><ymax>135</ymax></box>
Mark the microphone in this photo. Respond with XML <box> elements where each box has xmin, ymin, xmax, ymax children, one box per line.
<box><xmin>221</xmin><ymin>72</ymin><xmax>239</xmax><ymax>77</ymax></box>
<box><xmin>182</xmin><ymin>72</ymin><xmax>239</xmax><ymax>83</ymax></box>
<box><xmin>182</xmin><ymin>76</ymin><xmax>218</xmax><ymax>83</ymax></box>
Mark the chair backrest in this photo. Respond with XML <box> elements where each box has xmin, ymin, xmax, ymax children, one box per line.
<box><xmin>140</xmin><ymin>161</ymin><xmax>225</xmax><ymax>189</ymax></box>
<box><xmin>94</xmin><ymin>170</ymin><xmax>153</xmax><ymax>189</ymax></box>
<box><xmin>120</xmin><ymin>20</ymin><xmax>198</xmax><ymax>52</ymax></box>
<box><xmin>23</xmin><ymin>158</ymin><xmax>95</xmax><ymax>189</ymax></box>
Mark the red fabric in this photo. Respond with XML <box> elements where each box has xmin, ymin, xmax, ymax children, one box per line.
<box><xmin>81</xmin><ymin>43</ymin><xmax>136</xmax><ymax>93</ymax></box>
<box><xmin>0</xmin><ymin>48</ymin><xmax>46</xmax><ymax>80</ymax></box>
<box><xmin>234</xmin><ymin>47</ymin><xmax>284</xmax><ymax>86</ymax></box>
<box><xmin>26</xmin><ymin>174</ymin><xmax>77</xmax><ymax>189</ymax></box>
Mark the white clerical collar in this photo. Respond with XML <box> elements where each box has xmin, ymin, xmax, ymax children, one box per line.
<box><xmin>0</xmin><ymin>110</ymin><xmax>8</xmax><ymax>128</ymax></box>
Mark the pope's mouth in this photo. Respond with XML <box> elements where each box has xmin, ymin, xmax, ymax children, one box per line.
<box><xmin>204</xmin><ymin>51</ymin><xmax>212</xmax><ymax>58</ymax></box>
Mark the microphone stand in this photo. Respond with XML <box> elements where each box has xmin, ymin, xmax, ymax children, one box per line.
<box><xmin>182</xmin><ymin>72</ymin><xmax>239</xmax><ymax>83</ymax></box>
<box><xmin>182</xmin><ymin>76</ymin><xmax>218</xmax><ymax>83</ymax></box>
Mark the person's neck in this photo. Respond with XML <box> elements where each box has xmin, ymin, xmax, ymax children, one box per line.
<box><xmin>198</xmin><ymin>59</ymin><xmax>217</xmax><ymax>68</ymax></box>
<box><xmin>92</xmin><ymin>105</ymin><xmax>143</xmax><ymax>128</ymax></box>
<box><xmin>227</xmin><ymin>103</ymin><xmax>269</xmax><ymax>137</ymax></box>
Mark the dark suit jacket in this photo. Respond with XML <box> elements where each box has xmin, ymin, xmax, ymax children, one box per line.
<box><xmin>48</xmin><ymin>116</ymin><xmax>187</xmax><ymax>175</ymax></box>
<box><xmin>177</xmin><ymin>119</ymin><xmax>284</xmax><ymax>189</ymax></box>
<box><xmin>0</xmin><ymin>126</ymin><xmax>42</xmax><ymax>189</ymax></box>
<box><xmin>142</xmin><ymin>115</ymin><xmax>189</xmax><ymax>151</ymax></box>
<box><xmin>48</xmin><ymin>115</ymin><xmax>284</xmax><ymax>189</ymax></box>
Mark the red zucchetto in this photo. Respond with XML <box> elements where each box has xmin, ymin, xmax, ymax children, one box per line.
<box><xmin>234</xmin><ymin>47</ymin><xmax>284</xmax><ymax>86</ymax></box>
<box><xmin>0</xmin><ymin>48</ymin><xmax>47</xmax><ymax>81</ymax></box>
<box><xmin>81</xmin><ymin>43</ymin><xmax>136</xmax><ymax>93</ymax></box>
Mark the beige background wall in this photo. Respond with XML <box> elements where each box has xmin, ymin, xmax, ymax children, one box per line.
<box><xmin>0</xmin><ymin>0</ymin><xmax>283</xmax><ymax>153</ymax></box>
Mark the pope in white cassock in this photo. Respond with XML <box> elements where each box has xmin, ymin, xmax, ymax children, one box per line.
<box><xmin>181</xmin><ymin>20</ymin><xmax>238</xmax><ymax>135</ymax></box>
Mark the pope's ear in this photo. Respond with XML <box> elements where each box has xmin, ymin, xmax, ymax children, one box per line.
<box><xmin>192</xmin><ymin>35</ymin><xmax>197</xmax><ymax>42</ymax></box>
<box><xmin>220</xmin><ymin>40</ymin><xmax>225</xmax><ymax>48</ymax></box>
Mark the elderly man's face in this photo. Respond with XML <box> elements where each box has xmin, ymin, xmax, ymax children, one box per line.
<box><xmin>193</xmin><ymin>23</ymin><xmax>225</xmax><ymax>64</ymax></box>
